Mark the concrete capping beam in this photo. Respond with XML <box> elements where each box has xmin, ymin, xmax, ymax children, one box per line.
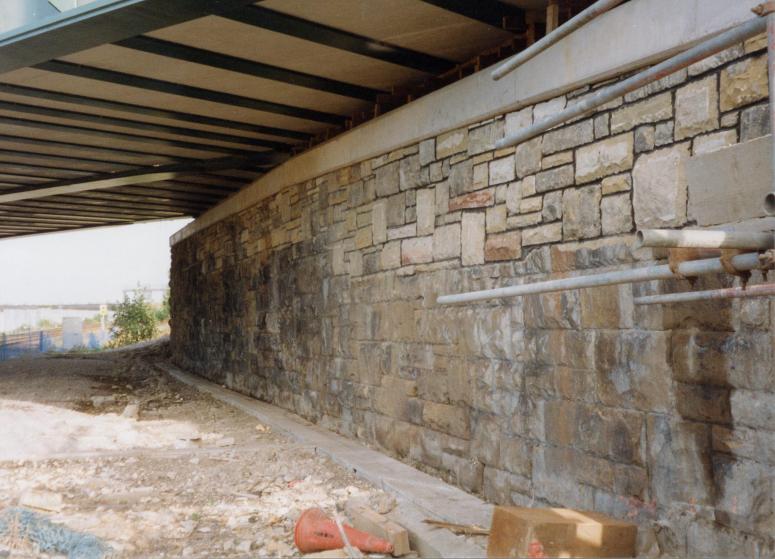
<box><xmin>171</xmin><ymin>0</ymin><xmax>762</xmax><ymax>246</ymax></box>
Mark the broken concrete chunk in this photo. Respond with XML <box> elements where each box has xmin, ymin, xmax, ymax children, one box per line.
<box><xmin>346</xmin><ymin>500</ymin><xmax>411</xmax><ymax>556</ymax></box>
<box><xmin>121</xmin><ymin>403</ymin><xmax>140</xmax><ymax>419</ymax></box>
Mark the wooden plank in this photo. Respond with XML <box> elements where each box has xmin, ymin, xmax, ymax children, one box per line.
<box><xmin>486</xmin><ymin>507</ymin><xmax>637</xmax><ymax>558</ymax></box>
<box><xmin>345</xmin><ymin>500</ymin><xmax>411</xmax><ymax>557</ymax></box>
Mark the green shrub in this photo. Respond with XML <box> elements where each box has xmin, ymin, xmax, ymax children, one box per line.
<box><xmin>108</xmin><ymin>292</ymin><xmax>157</xmax><ymax>348</ymax></box>
<box><xmin>154</xmin><ymin>290</ymin><xmax>171</xmax><ymax>322</ymax></box>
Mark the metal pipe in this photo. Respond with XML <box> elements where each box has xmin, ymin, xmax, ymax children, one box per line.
<box><xmin>436</xmin><ymin>252</ymin><xmax>763</xmax><ymax>304</ymax></box>
<box><xmin>491</xmin><ymin>0</ymin><xmax>625</xmax><ymax>81</ymax></box>
<box><xmin>634</xmin><ymin>283</ymin><xmax>775</xmax><ymax>305</ymax></box>
<box><xmin>635</xmin><ymin>229</ymin><xmax>775</xmax><ymax>250</ymax></box>
<box><xmin>764</xmin><ymin>12</ymin><xmax>775</xmax><ymax>214</ymax></box>
<box><xmin>495</xmin><ymin>16</ymin><xmax>767</xmax><ymax>150</ymax></box>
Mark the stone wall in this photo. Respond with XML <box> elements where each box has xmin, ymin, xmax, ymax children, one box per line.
<box><xmin>171</xmin><ymin>36</ymin><xmax>775</xmax><ymax>555</ymax></box>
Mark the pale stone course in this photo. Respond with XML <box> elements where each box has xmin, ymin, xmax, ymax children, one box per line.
<box><xmin>473</xmin><ymin>162</ymin><xmax>489</xmax><ymax>190</ymax></box>
<box><xmin>375</xmin><ymin>160</ymin><xmax>400</xmax><ymax>197</ymax></box>
<box><xmin>693</xmin><ymin>130</ymin><xmax>737</xmax><ymax>155</ymax></box>
<box><xmin>419</xmin><ymin>138</ymin><xmax>435</xmax><ymax>166</ymax></box>
<box><xmin>372</xmin><ymin>200</ymin><xmax>387</xmax><ymax>244</ymax></box>
<box><xmin>542</xmin><ymin>191</ymin><xmax>562</xmax><ymax>221</ymax></box>
<box><xmin>461</xmin><ymin>212</ymin><xmax>485</xmax><ymax>265</ymax></box>
<box><xmin>387</xmin><ymin>223</ymin><xmax>417</xmax><ymax>240</ymax></box>
<box><xmin>740</xmin><ymin>104</ymin><xmax>770</xmax><ymax>142</ymax></box>
<box><xmin>601</xmin><ymin>193</ymin><xmax>633</xmax><ymax>235</ymax></box>
<box><xmin>536</xmin><ymin>164</ymin><xmax>574</xmax><ymax>192</ymax></box>
<box><xmin>533</xmin><ymin>96</ymin><xmax>566</xmax><ymax>122</ymax></box>
<box><xmin>381</xmin><ymin>240</ymin><xmax>401</xmax><ymax>269</ymax></box>
<box><xmin>505</xmin><ymin>107</ymin><xmax>532</xmax><ymax>137</ymax></box>
<box><xmin>486</xmin><ymin>204</ymin><xmax>507</xmax><ymax>233</ymax></box>
<box><xmin>401</xmin><ymin>236</ymin><xmax>433</xmax><ymax>265</ymax></box>
<box><xmin>601</xmin><ymin>173</ymin><xmax>631</xmax><ymax>195</ymax></box>
<box><xmin>675</xmin><ymin>76</ymin><xmax>719</xmax><ymax>140</ymax></box>
<box><xmin>416</xmin><ymin>189</ymin><xmax>435</xmax><ymax>235</ymax></box>
<box><xmin>432</xmin><ymin>223</ymin><xmax>461</xmax><ymax>260</ymax></box>
<box><xmin>633</xmin><ymin>142</ymin><xmax>690</xmax><ymax>228</ymax></box>
<box><xmin>522</xmin><ymin>222</ymin><xmax>562</xmax><ymax>245</ymax></box>
<box><xmin>485</xmin><ymin>231</ymin><xmax>521</xmax><ymax>261</ymax></box>
<box><xmin>575</xmin><ymin>133</ymin><xmax>634</xmax><ymax>183</ymax></box>
<box><xmin>720</xmin><ymin>55</ymin><xmax>768</xmax><ymax>111</ymax></box>
<box><xmin>520</xmin><ymin>196</ymin><xmax>542</xmax><ymax>214</ymax></box>
<box><xmin>542</xmin><ymin>150</ymin><xmax>573</xmax><ymax>169</ymax></box>
<box><xmin>542</xmin><ymin>120</ymin><xmax>594</xmax><ymax>154</ymax></box>
<box><xmin>610</xmin><ymin>93</ymin><xmax>672</xmax><ymax>133</ymax></box>
<box><xmin>562</xmin><ymin>184</ymin><xmax>601</xmax><ymax>240</ymax></box>
<box><xmin>436</xmin><ymin>128</ymin><xmax>468</xmax><ymax>159</ymax></box>
<box><xmin>515</xmin><ymin>137</ymin><xmax>542</xmax><ymax>178</ymax></box>
<box><xmin>489</xmin><ymin>155</ymin><xmax>516</xmax><ymax>185</ymax></box>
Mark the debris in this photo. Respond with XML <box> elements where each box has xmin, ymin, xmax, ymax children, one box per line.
<box><xmin>90</xmin><ymin>395</ymin><xmax>116</xmax><ymax>407</ymax></box>
<box><xmin>294</xmin><ymin>508</ymin><xmax>393</xmax><ymax>554</ymax></box>
<box><xmin>370</xmin><ymin>493</ymin><xmax>397</xmax><ymax>515</ymax></box>
<box><xmin>486</xmin><ymin>506</ymin><xmax>637</xmax><ymax>558</ymax></box>
<box><xmin>346</xmin><ymin>501</ymin><xmax>411</xmax><ymax>556</ymax></box>
<box><xmin>422</xmin><ymin>519</ymin><xmax>490</xmax><ymax>536</ymax></box>
<box><xmin>19</xmin><ymin>491</ymin><xmax>64</xmax><ymax>513</ymax></box>
<box><xmin>255</xmin><ymin>424</ymin><xmax>271</xmax><ymax>433</ymax></box>
<box><xmin>121</xmin><ymin>404</ymin><xmax>140</xmax><ymax>419</ymax></box>
<box><xmin>214</xmin><ymin>436</ymin><xmax>235</xmax><ymax>447</ymax></box>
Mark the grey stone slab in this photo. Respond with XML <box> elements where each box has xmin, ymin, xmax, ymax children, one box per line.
<box><xmin>686</xmin><ymin>135</ymin><xmax>772</xmax><ymax>226</ymax></box>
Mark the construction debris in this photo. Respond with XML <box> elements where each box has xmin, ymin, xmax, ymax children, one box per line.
<box><xmin>346</xmin><ymin>500</ymin><xmax>411</xmax><ymax>556</ymax></box>
<box><xmin>422</xmin><ymin>519</ymin><xmax>490</xmax><ymax>537</ymax></box>
<box><xmin>294</xmin><ymin>507</ymin><xmax>393</xmax><ymax>555</ymax></box>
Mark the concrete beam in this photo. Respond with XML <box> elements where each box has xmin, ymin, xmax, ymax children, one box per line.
<box><xmin>171</xmin><ymin>0</ymin><xmax>762</xmax><ymax>245</ymax></box>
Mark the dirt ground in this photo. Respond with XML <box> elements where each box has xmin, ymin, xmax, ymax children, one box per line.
<box><xmin>0</xmin><ymin>345</ymin><xmax>393</xmax><ymax>558</ymax></box>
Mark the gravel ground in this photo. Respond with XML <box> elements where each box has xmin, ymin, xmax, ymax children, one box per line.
<box><xmin>0</xmin><ymin>345</ymin><xmax>393</xmax><ymax>558</ymax></box>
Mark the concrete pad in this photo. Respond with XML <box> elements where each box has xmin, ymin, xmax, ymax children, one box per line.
<box><xmin>159</xmin><ymin>363</ymin><xmax>490</xmax><ymax>558</ymax></box>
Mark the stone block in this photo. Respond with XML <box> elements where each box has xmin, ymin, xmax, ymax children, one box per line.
<box><xmin>461</xmin><ymin>211</ymin><xmax>485</xmax><ymax>265</ymax></box>
<box><xmin>415</xmin><ymin>188</ymin><xmax>435</xmax><ymax>235</ymax></box>
<box><xmin>610</xmin><ymin>93</ymin><xmax>673</xmax><ymax>133</ymax></box>
<box><xmin>436</xmin><ymin>127</ymin><xmax>468</xmax><ymax>159</ymax></box>
<box><xmin>489</xmin><ymin>155</ymin><xmax>516</xmax><ymax>185</ymax></box>
<box><xmin>448</xmin><ymin>158</ymin><xmax>473</xmax><ymax>197</ymax></box>
<box><xmin>382</xmin><ymin>194</ymin><xmax>404</xmax><ymax>229</ymax></box>
<box><xmin>355</xmin><ymin>226</ymin><xmax>372</xmax><ymax>249</ymax></box>
<box><xmin>423</xmin><ymin>402</ymin><xmax>470</xmax><ymax>438</ymax></box>
<box><xmin>473</xmin><ymin>162</ymin><xmax>489</xmax><ymax>190</ymax></box>
<box><xmin>485</xmin><ymin>231</ymin><xmax>521</xmax><ymax>261</ymax></box>
<box><xmin>387</xmin><ymin>223</ymin><xmax>417</xmax><ymax>240</ymax></box>
<box><xmin>541</xmin><ymin>190</ymin><xmax>561</xmax><ymax>221</ymax></box>
<box><xmin>522</xmin><ymin>222</ymin><xmax>562</xmax><ymax>246</ymax></box>
<box><xmin>541</xmin><ymin>150</ymin><xmax>573</xmax><ymax>170</ymax></box>
<box><xmin>693</xmin><ymin>129</ymin><xmax>737</xmax><ymax>155</ymax></box>
<box><xmin>434</xmin><ymin>181</ymin><xmax>449</xmax><ymax>215</ymax></box>
<box><xmin>372</xmin><ymin>200</ymin><xmax>387</xmax><ymax>244</ymax></box>
<box><xmin>633</xmin><ymin>142</ymin><xmax>690</xmax><ymax>228</ymax></box>
<box><xmin>432</xmin><ymin>223</ymin><xmax>461</xmax><ymax>260</ymax></box>
<box><xmin>429</xmin><ymin>161</ymin><xmax>443</xmax><ymax>182</ymax></box>
<box><xmin>623</xmin><ymin>70</ymin><xmax>686</xmax><ymax>102</ymax></box>
<box><xmin>521</xmin><ymin>175</ymin><xmax>536</xmax><ymax>196</ymax></box>
<box><xmin>634</xmin><ymin>125</ymin><xmax>655</xmax><ymax>153</ymax></box>
<box><xmin>375</xmin><ymin>160</ymin><xmax>400</xmax><ymax>197</ymax></box>
<box><xmin>601</xmin><ymin>193</ymin><xmax>633</xmax><ymax>235</ymax></box>
<box><xmin>505</xmin><ymin>180</ymin><xmax>521</xmax><ymax>214</ymax></box>
<box><xmin>508</xmin><ymin>212</ymin><xmax>542</xmax><ymax>228</ymax></box>
<box><xmin>533</xmin><ymin>96</ymin><xmax>566</xmax><ymax>121</ymax></box>
<box><xmin>740</xmin><ymin>103</ymin><xmax>770</xmax><ymax>142</ymax></box>
<box><xmin>419</xmin><ymin>138</ymin><xmax>435</xmax><ymax>166</ymax></box>
<box><xmin>647</xmin><ymin>416</ymin><xmax>712</xmax><ymax>504</ymax></box>
<box><xmin>535</xmin><ymin>164</ymin><xmax>574</xmax><ymax>193</ymax></box>
<box><xmin>515</xmin><ymin>137</ymin><xmax>542</xmax><ymax>178</ymax></box>
<box><xmin>505</xmin><ymin>107</ymin><xmax>532</xmax><ymax>137</ymax></box>
<box><xmin>542</xmin><ymin>120</ymin><xmax>594</xmax><ymax>155</ymax></box>
<box><xmin>594</xmin><ymin>113</ymin><xmax>610</xmax><ymax>139</ymax></box>
<box><xmin>520</xmin><ymin>195</ymin><xmax>543</xmax><ymax>215</ymax></box>
<box><xmin>575</xmin><ymin>133</ymin><xmax>634</xmax><ymax>183</ymax></box>
<box><xmin>498</xmin><ymin>437</ymin><xmax>532</xmax><ymax>477</ymax></box>
<box><xmin>486</xmin><ymin>204</ymin><xmax>507</xmax><ymax>233</ymax></box>
<box><xmin>654</xmin><ymin>120</ymin><xmax>674</xmax><ymax>146</ymax></box>
<box><xmin>675</xmin><ymin>76</ymin><xmax>719</xmax><ymax>140</ymax></box>
<box><xmin>720</xmin><ymin>55</ymin><xmax>768</xmax><ymax>111</ymax></box>
<box><xmin>399</xmin><ymin>154</ymin><xmax>425</xmax><ymax>190</ymax></box>
<box><xmin>381</xmin><ymin>240</ymin><xmax>401</xmax><ymax>269</ymax></box>
<box><xmin>448</xmin><ymin>189</ymin><xmax>494</xmax><ymax>211</ymax></box>
<box><xmin>601</xmin><ymin>173</ymin><xmax>631</xmax><ymax>195</ymax></box>
<box><xmin>469</xmin><ymin>119</ymin><xmax>504</xmax><ymax>156</ymax></box>
<box><xmin>562</xmin><ymin>184</ymin><xmax>601</xmax><ymax>240</ymax></box>
<box><xmin>401</xmin><ymin>236</ymin><xmax>433</xmax><ymax>265</ymax></box>
<box><xmin>688</xmin><ymin>44</ymin><xmax>744</xmax><ymax>76</ymax></box>
<box><xmin>730</xmin><ymin>389</ymin><xmax>775</xmax><ymax>430</ymax></box>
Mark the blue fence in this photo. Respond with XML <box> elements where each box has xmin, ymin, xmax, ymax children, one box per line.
<box><xmin>0</xmin><ymin>329</ymin><xmax>59</xmax><ymax>361</ymax></box>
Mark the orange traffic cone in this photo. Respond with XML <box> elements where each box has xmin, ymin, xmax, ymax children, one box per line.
<box><xmin>294</xmin><ymin>507</ymin><xmax>394</xmax><ymax>554</ymax></box>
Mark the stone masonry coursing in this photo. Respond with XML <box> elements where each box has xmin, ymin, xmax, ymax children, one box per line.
<box><xmin>171</xmin><ymin>35</ymin><xmax>775</xmax><ymax>556</ymax></box>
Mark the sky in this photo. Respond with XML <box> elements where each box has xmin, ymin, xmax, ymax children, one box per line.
<box><xmin>0</xmin><ymin>218</ymin><xmax>192</xmax><ymax>305</ymax></box>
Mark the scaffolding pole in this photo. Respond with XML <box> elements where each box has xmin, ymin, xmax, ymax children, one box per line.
<box><xmin>634</xmin><ymin>283</ymin><xmax>775</xmax><ymax>305</ymax></box>
<box><xmin>635</xmin><ymin>229</ymin><xmax>775</xmax><ymax>250</ymax></box>
<box><xmin>495</xmin><ymin>16</ymin><xmax>767</xmax><ymax>150</ymax></box>
<box><xmin>491</xmin><ymin>0</ymin><xmax>625</xmax><ymax>81</ymax></box>
<box><xmin>436</xmin><ymin>252</ymin><xmax>763</xmax><ymax>305</ymax></box>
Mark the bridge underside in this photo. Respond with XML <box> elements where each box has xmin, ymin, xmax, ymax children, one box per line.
<box><xmin>0</xmin><ymin>0</ymin><xmax>556</xmax><ymax>239</ymax></box>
